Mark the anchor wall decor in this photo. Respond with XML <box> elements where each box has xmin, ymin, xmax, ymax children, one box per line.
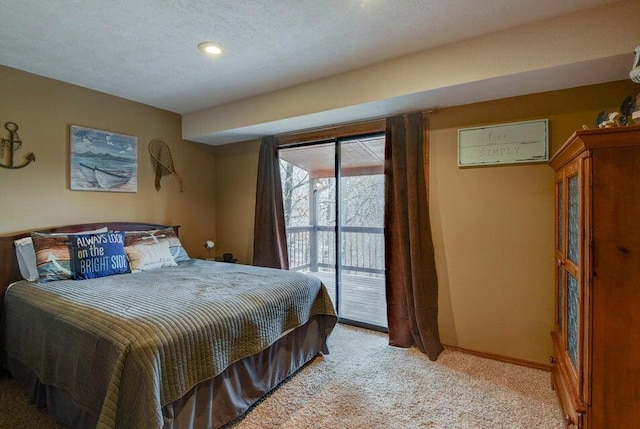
<box><xmin>0</xmin><ymin>122</ymin><xmax>35</xmax><ymax>169</ymax></box>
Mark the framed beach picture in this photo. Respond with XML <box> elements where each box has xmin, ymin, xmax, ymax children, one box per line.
<box><xmin>70</xmin><ymin>125</ymin><xmax>138</xmax><ymax>193</ymax></box>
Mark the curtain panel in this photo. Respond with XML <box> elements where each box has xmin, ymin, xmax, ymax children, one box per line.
<box><xmin>384</xmin><ymin>113</ymin><xmax>443</xmax><ymax>361</ymax></box>
<box><xmin>252</xmin><ymin>136</ymin><xmax>290</xmax><ymax>270</ymax></box>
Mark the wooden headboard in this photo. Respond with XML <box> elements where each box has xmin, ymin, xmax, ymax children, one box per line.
<box><xmin>0</xmin><ymin>222</ymin><xmax>179</xmax><ymax>312</ymax></box>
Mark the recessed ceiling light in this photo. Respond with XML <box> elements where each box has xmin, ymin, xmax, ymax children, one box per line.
<box><xmin>198</xmin><ymin>42</ymin><xmax>223</xmax><ymax>56</ymax></box>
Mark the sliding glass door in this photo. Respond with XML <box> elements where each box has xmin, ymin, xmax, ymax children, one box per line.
<box><xmin>279</xmin><ymin>134</ymin><xmax>387</xmax><ymax>329</ymax></box>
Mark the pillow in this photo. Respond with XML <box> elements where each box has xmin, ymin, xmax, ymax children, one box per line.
<box><xmin>124</xmin><ymin>227</ymin><xmax>189</xmax><ymax>262</ymax></box>
<box><xmin>31</xmin><ymin>227</ymin><xmax>109</xmax><ymax>282</ymax></box>
<box><xmin>32</xmin><ymin>233</ymin><xmax>75</xmax><ymax>282</ymax></box>
<box><xmin>69</xmin><ymin>232</ymin><xmax>130</xmax><ymax>280</ymax></box>
<box><xmin>14</xmin><ymin>237</ymin><xmax>39</xmax><ymax>281</ymax></box>
<box><xmin>15</xmin><ymin>227</ymin><xmax>108</xmax><ymax>281</ymax></box>
<box><xmin>124</xmin><ymin>241</ymin><xmax>177</xmax><ymax>272</ymax></box>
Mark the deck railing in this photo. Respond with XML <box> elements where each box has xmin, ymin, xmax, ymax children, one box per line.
<box><xmin>286</xmin><ymin>225</ymin><xmax>384</xmax><ymax>277</ymax></box>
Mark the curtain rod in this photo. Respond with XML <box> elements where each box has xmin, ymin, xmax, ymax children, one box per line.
<box><xmin>275</xmin><ymin>118</ymin><xmax>385</xmax><ymax>146</ymax></box>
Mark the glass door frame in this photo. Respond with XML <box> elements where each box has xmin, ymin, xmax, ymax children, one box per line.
<box><xmin>278</xmin><ymin>131</ymin><xmax>387</xmax><ymax>331</ymax></box>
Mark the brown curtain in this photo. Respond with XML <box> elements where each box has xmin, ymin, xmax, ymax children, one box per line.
<box><xmin>384</xmin><ymin>113</ymin><xmax>443</xmax><ymax>361</ymax></box>
<box><xmin>252</xmin><ymin>136</ymin><xmax>290</xmax><ymax>270</ymax></box>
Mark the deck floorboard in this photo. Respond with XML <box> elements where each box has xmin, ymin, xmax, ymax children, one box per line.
<box><xmin>307</xmin><ymin>271</ymin><xmax>387</xmax><ymax>328</ymax></box>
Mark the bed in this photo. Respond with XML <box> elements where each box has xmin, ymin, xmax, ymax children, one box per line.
<box><xmin>0</xmin><ymin>222</ymin><xmax>337</xmax><ymax>429</ymax></box>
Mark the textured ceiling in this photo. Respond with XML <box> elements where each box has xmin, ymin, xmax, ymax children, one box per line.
<box><xmin>0</xmin><ymin>0</ymin><xmax>621</xmax><ymax>117</ymax></box>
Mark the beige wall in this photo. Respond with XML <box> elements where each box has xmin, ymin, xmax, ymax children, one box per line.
<box><xmin>0</xmin><ymin>65</ymin><xmax>217</xmax><ymax>258</ymax></box>
<box><xmin>212</xmin><ymin>79</ymin><xmax>639</xmax><ymax>364</ymax></box>
<box><xmin>430</xmin><ymin>80</ymin><xmax>638</xmax><ymax>363</ymax></box>
<box><xmin>211</xmin><ymin>140</ymin><xmax>261</xmax><ymax>263</ymax></box>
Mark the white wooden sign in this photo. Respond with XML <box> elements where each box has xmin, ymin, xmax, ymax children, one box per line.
<box><xmin>458</xmin><ymin>119</ymin><xmax>549</xmax><ymax>167</ymax></box>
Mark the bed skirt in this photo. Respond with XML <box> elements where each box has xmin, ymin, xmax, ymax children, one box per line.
<box><xmin>8</xmin><ymin>315</ymin><xmax>331</xmax><ymax>429</ymax></box>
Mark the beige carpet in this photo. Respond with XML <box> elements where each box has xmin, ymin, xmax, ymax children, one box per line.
<box><xmin>0</xmin><ymin>324</ymin><xmax>563</xmax><ymax>428</ymax></box>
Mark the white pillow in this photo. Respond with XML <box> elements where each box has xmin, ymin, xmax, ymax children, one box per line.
<box><xmin>14</xmin><ymin>237</ymin><xmax>39</xmax><ymax>281</ymax></box>
<box><xmin>14</xmin><ymin>226</ymin><xmax>108</xmax><ymax>281</ymax></box>
<box><xmin>124</xmin><ymin>241</ymin><xmax>177</xmax><ymax>273</ymax></box>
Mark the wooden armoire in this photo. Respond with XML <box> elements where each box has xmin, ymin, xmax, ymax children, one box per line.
<box><xmin>549</xmin><ymin>125</ymin><xmax>640</xmax><ymax>428</ymax></box>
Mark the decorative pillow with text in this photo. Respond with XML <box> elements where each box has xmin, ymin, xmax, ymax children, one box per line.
<box><xmin>69</xmin><ymin>232</ymin><xmax>130</xmax><ymax>280</ymax></box>
<box><xmin>124</xmin><ymin>241</ymin><xmax>178</xmax><ymax>272</ymax></box>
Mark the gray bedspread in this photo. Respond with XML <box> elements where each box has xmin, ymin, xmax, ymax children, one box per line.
<box><xmin>2</xmin><ymin>259</ymin><xmax>337</xmax><ymax>429</ymax></box>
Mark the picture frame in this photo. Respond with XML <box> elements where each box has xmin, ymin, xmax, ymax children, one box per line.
<box><xmin>458</xmin><ymin>119</ymin><xmax>549</xmax><ymax>167</ymax></box>
<box><xmin>70</xmin><ymin>125</ymin><xmax>137</xmax><ymax>192</ymax></box>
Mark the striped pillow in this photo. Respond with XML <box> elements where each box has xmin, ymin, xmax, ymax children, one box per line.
<box><xmin>31</xmin><ymin>227</ymin><xmax>108</xmax><ymax>282</ymax></box>
<box><xmin>124</xmin><ymin>227</ymin><xmax>189</xmax><ymax>263</ymax></box>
